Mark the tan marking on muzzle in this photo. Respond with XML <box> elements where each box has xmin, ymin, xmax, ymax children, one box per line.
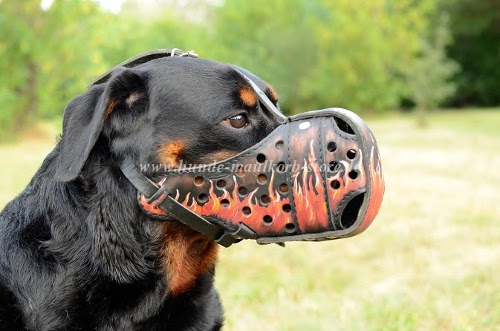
<box><xmin>157</xmin><ymin>140</ymin><xmax>186</xmax><ymax>169</ymax></box>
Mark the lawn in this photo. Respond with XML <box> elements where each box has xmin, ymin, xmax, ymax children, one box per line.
<box><xmin>1</xmin><ymin>110</ymin><xmax>499</xmax><ymax>330</ymax></box>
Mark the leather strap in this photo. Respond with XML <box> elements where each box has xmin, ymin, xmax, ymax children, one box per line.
<box><xmin>119</xmin><ymin>157</ymin><xmax>159</xmax><ymax>198</ymax></box>
<box><xmin>234</xmin><ymin>69</ymin><xmax>288</xmax><ymax>123</ymax></box>
<box><xmin>119</xmin><ymin>157</ymin><xmax>255</xmax><ymax>247</ymax></box>
<box><xmin>91</xmin><ymin>49</ymin><xmax>198</xmax><ymax>86</ymax></box>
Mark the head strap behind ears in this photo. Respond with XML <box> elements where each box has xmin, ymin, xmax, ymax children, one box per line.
<box><xmin>91</xmin><ymin>49</ymin><xmax>198</xmax><ymax>86</ymax></box>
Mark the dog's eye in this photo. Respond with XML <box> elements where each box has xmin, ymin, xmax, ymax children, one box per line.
<box><xmin>227</xmin><ymin>114</ymin><xmax>249</xmax><ymax>129</ymax></box>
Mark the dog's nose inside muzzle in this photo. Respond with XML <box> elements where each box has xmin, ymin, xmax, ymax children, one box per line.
<box><xmin>138</xmin><ymin>108</ymin><xmax>384</xmax><ymax>245</ymax></box>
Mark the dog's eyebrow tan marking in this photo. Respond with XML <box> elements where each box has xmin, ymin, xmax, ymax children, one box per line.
<box><xmin>238</xmin><ymin>86</ymin><xmax>258</xmax><ymax>108</ymax></box>
<box><xmin>265</xmin><ymin>84</ymin><xmax>279</xmax><ymax>103</ymax></box>
<box><xmin>157</xmin><ymin>140</ymin><xmax>186</xmax><ymax>168</ymax></box>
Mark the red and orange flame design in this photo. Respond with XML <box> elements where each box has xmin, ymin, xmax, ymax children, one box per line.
<box><xmin>292</xmin><ymin>142</ymin><xmax>329</xmax><ymax>233</ymax></box>
<box><xmin>178</xmin><ymin>173</ymin><xmax>293</xmax><ymax>236</ymax></box>
<box><xmin>175</xmin><ymin>143</ymin><xmax>337</xmax><ymax>236</ymax></box>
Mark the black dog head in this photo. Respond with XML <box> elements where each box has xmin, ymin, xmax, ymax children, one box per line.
<box><xmin>48</xmin><ymin>56</ymin><xmax>284</xmax><ymax>296</ymax></box>
<box><xmin>54</xmin><ymin>57</ymin><xmax>282</xmax><ymax>182</ymax></box>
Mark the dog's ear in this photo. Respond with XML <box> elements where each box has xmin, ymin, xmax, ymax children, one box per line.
<box><xmin>55</xmin><ymin>68</ymin><xmax>146</xmax><ymax>182</ymax></box>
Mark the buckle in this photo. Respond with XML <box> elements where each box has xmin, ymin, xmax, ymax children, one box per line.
<box><xmin>171</xmin><ymin>48</ymin><xmax>198</xmax><ymax>58</ymax></box>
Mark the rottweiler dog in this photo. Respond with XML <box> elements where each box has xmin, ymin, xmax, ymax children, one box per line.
<box><xmin>0</xmin><ymin>53</ymin><xmax>281</xmax><ymax>330</ymax></box>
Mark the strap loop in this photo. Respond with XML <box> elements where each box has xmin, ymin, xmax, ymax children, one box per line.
<box><xmin>215</xmin><ymin>223</ymin><xmax>256</xmax><ymax>246</ymax></box>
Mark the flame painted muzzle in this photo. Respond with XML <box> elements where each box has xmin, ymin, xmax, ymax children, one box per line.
<box><xmin>115</xmin><ymin>49</ymin><xmax>384</xmax><ymax>247</ymax></box>
<box><xmin>130</xmin><ymin>108</ymin><xmax>384</xmax><ymax>247</ymax></box>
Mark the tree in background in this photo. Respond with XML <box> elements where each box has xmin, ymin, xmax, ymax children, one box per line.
<box><xmin>443</xmin><ymin>0</ymin><xmax>500</xmax><ymax>107</ymax></box>
<box><xmin>403</xmin><ymin>13</ymin><xmax>459</xmax><ymax>126</ymax></box>
<box><xmin>300</xmin><ymin>0</ymin><xmax>430</xmax><ymax>113</ymax></box>
<box><xmin>0</xmin><ymin>0</ymin><xmax>111</xmax><ymax>139</ymax></box>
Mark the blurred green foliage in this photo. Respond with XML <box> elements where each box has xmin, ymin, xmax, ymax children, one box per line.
<box><xmin>0</xmin><ymin>0</ymin><xmax>111</xmax><ymax>139</ymax></box>
<box><xmin>0</xmin><ymin>0</ymin><xmax>497</xmax><ymax>140</ymax></box>
<box><xmin>442</xmin><ymin>0</ymin><xmax>500</xmax><ymax>106</ymax></box>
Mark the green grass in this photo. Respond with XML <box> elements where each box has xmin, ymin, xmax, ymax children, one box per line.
<box><xmin>1</xmin><ymin>110</ymin><xmax>499</xmax><ymax>330</ymax></box>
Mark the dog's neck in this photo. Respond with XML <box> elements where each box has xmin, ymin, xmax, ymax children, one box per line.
<box><xmin>37</xmin><ymin>143</ymin><xmax>219</xmax><ymax>297</ymax></box>
<box><xmin>156</xmin><ymin>221</ymin><xmax>219</xmax><ymax>296</ymax></box>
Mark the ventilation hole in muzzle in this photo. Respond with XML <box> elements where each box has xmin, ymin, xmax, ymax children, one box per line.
<box><xmin>194</xmin><ymin>176</ymin><xmax>204</xmax><ymax>185</ymax></box>
<box><xmin>277</xmin><ymin>162</ymin><xmax>286</xmax><ymax>172</ymax></box>
<box><xmin>348</xmin><ymin>170</ymin><xmax>358</xmax><ymax>180</ymax></box>
<box><xmin>330</xmin><ymin>180</ymin><xmax>341</xmax><ymax>189</ymax></box>
<box><xmin>258</xmin><ymin>174</ymin><xmax>268</xmax><ymax>184</ymax></box>
<box><xmin>216</xmin><ymin>179</ymin><xmax>227</xmax><ymax>188</ymax></box>
<box><xmin>256</xmin><ymin>153</ymin><xmax>266</xmax><ymax>163</ymax></box>
<box><xmin>347</xmin><ymin>149</ymin><xmax>357</xmax><ymax>159</ymax></box>
<box><xmin>263</xmin><ymin>215</ymin><xmax>273</xmax><ymax>225</ymax></box>
<box><xmin>238</xmin><ymin>187</ymin><xmax>248</xmax><ymax>197</ymax></box>
<box><xmin>279</xmin><ymin>183</ymin><xmax>289</xmax><ymax>193</ymax></box>
<box><xmin>340</xmin><ymin>193</ymin><xmax>365</xmax><ymax>229</ymax></box>
<box><xmin>327</xmin><ymin>142</ymin><xmax>337</xmax><ymax>152</ymax></box>
<box><xmin>329</xmin><ymin>161</ymin><xmax>339</xmax><ymax>172</ymax></box>
<box><xmin>197</xmin><ymin>193</ymin><xmax>208</xmax><ymax>204</ymax></box>
<box><xmin>282</xmin><ymin>204</ymin><xmax>291</xmax><ymax>213</ymax></box>
<box><xmin>260</xmin><ymin>195</ymin><xmax>271</xmax><ymax>206</ymax></box>
<box><xmin>285</xmin><ymin>223</ymin><xmax>296</xmax><ymax>233</ymax></box>
<box><xmin>275</xmin><ymin>140</ymin><xmax>284</xmax><ymax>150</ymax></box>
<box><xmin>236</xmin><ymin>166</ymin><xmax>245</xmax><ymax>177</ymax></box>
<box><xmin>334</xmin><ymin>116</ymin><xmax>355</xmax><ymax>134</ymax></box>
<box><xmin>242</xmin><ymin>206</ymin><xmax>252</xmax><ymax>216</ymax></box>
<box><xmin>220</xmin><ymin>199</ymin><xmax>230</xmax><ymax>208</ymax></box>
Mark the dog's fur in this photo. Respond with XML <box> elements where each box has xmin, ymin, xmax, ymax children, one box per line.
<box><xmin>0</xmin><ymin>57</ymin><xmax>281</xmax><ymax>330</ymax></box>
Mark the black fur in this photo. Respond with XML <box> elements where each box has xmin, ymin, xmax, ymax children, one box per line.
<box><xmin>0</xmin><ymin>57</ymin><xmax>280</xmax><ymax>330</ymax></box>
